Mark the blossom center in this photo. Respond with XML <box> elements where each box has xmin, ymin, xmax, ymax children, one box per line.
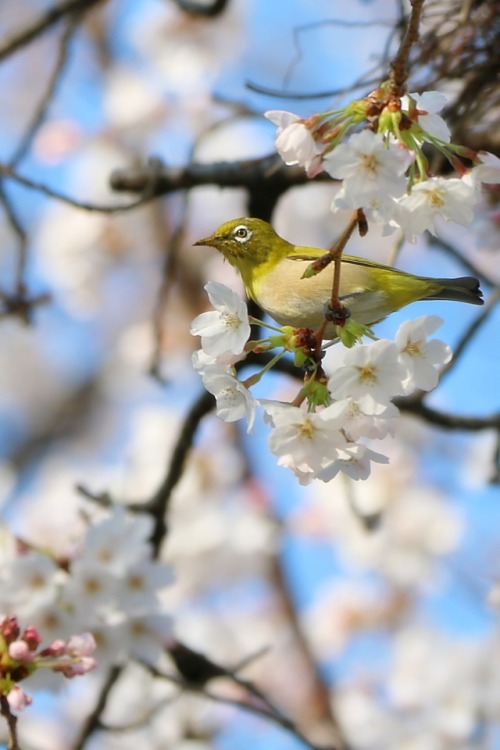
<box><xmin>83</xmin><ymin>577</ymin><xmax>101</xmax><ymax>595</ymax></box>
<box><xmin>427</xmin><ymin>188</ymin><xmax>445</xmax><ymax>207</ymax></box>
<box><xmin>362</xmin><ymin>154</ymin><xmax>379</xmax><ymax>174</ymax></box>
<box><xmin>128</xmin><ymin>574</ymin><xmax>144</xmax><ymax>591</ymax></box>
<box><xmin>404</xmin><ymin>340</ymin><xmax>423</xmax><ymax>356</ymax></box>
<box><xmin>298</xmin><ymin>418</ymin><xmax>316</xmax><ymax>441</ymax></box>
<box><xmin>221</xmin><ymin>312</ymin><xmax>241</xmax><ymax>330</ymax></box>
<box><xmin>358</xmin><ymin>365</ymin><xmax>377</xmax><ymax>383</ymax></box>
<box><xmin>220</xmin><ymin>386</ymin><xmax>239</xmax><ymax>403</ymax></box>
<box><xmin>29</xmin><ymin>573</ymin><xmax>47</xmax><ymax>589</ymax></box>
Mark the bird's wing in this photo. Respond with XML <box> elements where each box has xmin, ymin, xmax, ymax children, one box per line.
<box><xmin>285</xmin><ymin>248</ymin><xmax>326</xmax><ymax>262</ymax></box>
<box><xmin>287</xmin><ymin>250</ymin><xmax>411</xmax><ymax>276</ymax></box>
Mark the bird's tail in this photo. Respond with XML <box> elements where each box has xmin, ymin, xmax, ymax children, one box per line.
<box><xmin>427</xmin><ymin>276</ymin><xmax>484</xmax><ymax>306</ymax></box>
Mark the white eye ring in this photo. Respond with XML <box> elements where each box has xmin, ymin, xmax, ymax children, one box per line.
<box><xmin>233</xmin><ymin>225</ymin><xmax>252</xmax><ymax>243</ymax></box>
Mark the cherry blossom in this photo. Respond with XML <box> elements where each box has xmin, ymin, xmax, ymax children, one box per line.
<box><xmin>7</xmin><ymin>685</ymin><xmax>33</xmax><ymax>712</ymax></box>
<box><xmin>201</xmin><ymin>365</ymin><xmax>256</xmax><ymax>431</ymax></box>
<box><xmin>341</xmin><ymin>398</ymin><xmax>399</xmax><ymax>441</ymax></box>
<box><xmin>190</xmin><ymin>281</ymin><xmax>251</xmax><ymax>357</ymax></box>
<box><xmin>328</xmin><ymin>339</ymin><xmax>407</xmax><ymax>413</ymax></box>
<box><xmin>263</xmin><ymin>400</ymin><xmax>386</xmax><ymax>484</ymax></box>
<box><xmin>332</xmin><ymin>188</ymin><xmax>401</xmax><ymax>235</ymax></box>
<box><xmin>402</xmin><ymin>90</ymin><xmax>451</xmax><ymax>142</ymax></box>
<box><xmin>465</xmin><ymin>150</ymin><xmax>500</xmax><ymax>190</ymax></box>
<box><xmin>324</xmin><ymin>130</ymin><xmax>412</xmax><ymax>207</ymax></box>
<box><xmin>397</xmin><ymin>176</ymin><xmax>476</xmax><ymax>238</ymax></box>
<box><xmin>264</xmin><ymin>110</ymin><xmax>323</xmax><ymax>177</ymax></box>
<box><xmin>77</xmin><ymin>505</ymin><xmax>153</xmax><ymax>573</ymax></box>
<box><xmin>395</xmin><ymin>315</ymin><xmax>452</xmax><ymax>393</ymax></box>
<box><xmin>264</xmin><ymin>400</ymin><xmax>350</xmax><ymax>480</ymax></box>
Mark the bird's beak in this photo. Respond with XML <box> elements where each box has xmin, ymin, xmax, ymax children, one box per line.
<box><xmin>193</xmin><ymin>235</ymin><xmax>216</xmax><ymax>247</ymax></box>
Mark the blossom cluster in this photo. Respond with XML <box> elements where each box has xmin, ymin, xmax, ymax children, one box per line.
<box><xmin>335</xmin><ymin>625</ymin><xmax>500</xmax><ymax>750</ymax></box>
<box><xmin>191</xmin><ymin>282</ymin><xmax>451</xmax><ymax>485</ymax></box>
<box><xmin>0</xmin><ymin>506</ymin><xmax>174</xmax><ymax>692</ymax></box>
<box><xmin>266</xmin><ymin>90</ymin><xmax>500</xmax><ymax>240</ymax></box>
<box><xmin>0</xmin><ymin>615</ymin><xmax>96</xmax><ymax>712</ymax></box>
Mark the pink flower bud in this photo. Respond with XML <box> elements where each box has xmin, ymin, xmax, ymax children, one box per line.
<box><xmin>66</xmin><ymin>633</ymin><xmax>96</xmax><ymax>658</ymax></box>
<box><xmin>55</xmin><ymin>656</ymin><xmax>96</xmax><ymax>678</ymax></box>
<box><xmin>0</xmin><ymin>616</ymin><xmax>20</xmax><ymax>643</ymax></box>
<box><xmin>40</xmin><ymin>639</ymin><xmax>67</xmax><ymax>658</ymax></box>
<box><xmin>8</xmin><ymin>640</ymin><xmax>34</xmax><ymax>663</ymax></box>
<box><xmin>7</xmin><ymin>685</ymin><xmax>32</xmax><ymax>712</ymax></box>
<box><xmin>22</xmin><ymin>625</ymin><xmax>42</xmax><ymax>650</ymax></box>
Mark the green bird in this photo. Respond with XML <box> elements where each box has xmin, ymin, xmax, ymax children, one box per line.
<box><xmin>194</xmin><ymin>217</ymin><xmax>483</xmax><ymax>338</ymax></box>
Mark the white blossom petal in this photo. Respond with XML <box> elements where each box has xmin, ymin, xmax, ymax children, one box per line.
<box><xmin>190</xmin><ymin>282</ymin><xmax>250</xmax><ymax>357</ymax></box>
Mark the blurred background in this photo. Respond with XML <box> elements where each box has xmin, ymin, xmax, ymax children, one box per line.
<box><xmin>0</xmin><ymin>0</ymin><xmax>499</xmax><ymax>748</ymax></box>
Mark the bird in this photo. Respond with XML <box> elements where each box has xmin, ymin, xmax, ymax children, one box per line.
<box><xmin>194</xmin><ymin>217</ymin><xmax>483</xmax><ymax>338</ymax></box>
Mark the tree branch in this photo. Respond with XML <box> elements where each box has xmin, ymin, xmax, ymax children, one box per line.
<box><xmin>0</xmin><ymin>162</ymin><xmax>164</xmax><ymax>213</ymax></box>
<box><xmin>388</xmin><ymin>0</ymin><xmax>426</xmax><ymax>97</ymax></box>
<box><xmin>394</xmin><ymin>397</ymin><xmax>500</xmax><ymax>430</ymax></box>
<box><xmin>110</xmin><ymin>154</ymin><xmax>328</xmax><ymax>198</ymax></box>
<box><xmin>173</xmin><ymin>0</ymin><xmax>230</xmax><ymax>17</ymax></box>
<box><xmin>72</xmin><ymin>666</ymin><xmax>122</xmax><ymax>750</ymax></box>
<box><xmin>147</xmin><ymin>390</ymin><xmax>215</xmax><ymax>555</ymax></box>
<box><xmin>145</xmin><ymin>653</ymin><xmax>339</xmax><ymax>750</ymax></box>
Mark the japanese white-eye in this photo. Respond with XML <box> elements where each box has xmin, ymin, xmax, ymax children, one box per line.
<box><xmin>194</xmin><ymin>217</ymin><xmax>483</xmax><ymax>338</ymax></box>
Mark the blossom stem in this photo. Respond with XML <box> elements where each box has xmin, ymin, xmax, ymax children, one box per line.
<box><xmin>248</xmin><ymin>316</ymin><xmax>283</xmax><ymax>333</ymax></box>
<box><xmin>242</xmin><ymin>350</ymin><xmax>286</xmax><ymax>388</ymax></box>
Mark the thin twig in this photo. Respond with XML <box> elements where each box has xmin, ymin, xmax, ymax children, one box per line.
<box><xmin>245</xmin><ymin>75</ymin><xmax>382</xmax><ymax>101</ymax></box>
<box><xmin>283</xmin><ymin>18</ymin><xmax>394</xmax><ymax>90</ymax></box>
<box><xmin>328</xmin><ymin>212</ymin><xmax>360</xmax><ymax>310</ymax></box>
<box><xmin>0</xmin><ymin>185</ymin><xmax>28</xmax><ymax>293</ymax></box>
<box><xmin>268</xmin><ymin>557</ymin><xmax>353</xmax><ymax>749</ymax></box>
<box><xmin>10</xmin><ymin>15</ymin><xmax>81</xmax><ymax>167</ymax></box>
<box><xmin>96</xmin><ymin>694</ymin><xmax>181</xmax><ymax>733</ymax></box>
<box><xmin>72</xmin><ymin>666</ymin><xmax>122</xmax><ymax>750</ymax></box>
<box><xmin>0</xmin><ymin>162</ymin><xmax>163</xmax><ymax>213</ymax></box>
<box><xmin>0</xmin><ymin>0</ymin><xmax>105</xmax><ymax>62</ymax></box>
<box><xmin>148</xmin><ymin>217</ymin><xmax>187</xmax><ymax>383</ymax></box>
<box><xmin>145</xmin><ymin>660</ymin><xmax>338</xmax><ymax>750</ymax></box>
<box><xmin>308</xmin><ymin>212</ymin><xmax>360</xmax><ymax>346</ymax></box>
<box><xmin>388</xmin><ymin>0</ymin><xmax>426</xmax><ymax>97</ymax></box>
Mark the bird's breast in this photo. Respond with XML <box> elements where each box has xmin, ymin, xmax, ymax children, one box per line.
<box><xmin>248</xmin><ymin>257</ymin><xmax>386</xmax><ymax>331</ymax></box>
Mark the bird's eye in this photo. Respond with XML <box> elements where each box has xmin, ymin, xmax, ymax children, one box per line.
<box><xmin>233</xmin><ymin>225</ymin><xmax>252</xmax><ymax>242</ymax></box>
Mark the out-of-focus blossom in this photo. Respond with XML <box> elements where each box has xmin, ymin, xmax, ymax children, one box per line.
<box><xmin>402</xmin><ymin>91</ymin><xmax>451</xmax><ymax>142</ymax></box>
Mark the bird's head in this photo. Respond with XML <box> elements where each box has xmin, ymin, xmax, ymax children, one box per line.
<box><xmin>194</xmin><ymin>218</ymin><xmax>292</xmax><ymax>273</ymax></box>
